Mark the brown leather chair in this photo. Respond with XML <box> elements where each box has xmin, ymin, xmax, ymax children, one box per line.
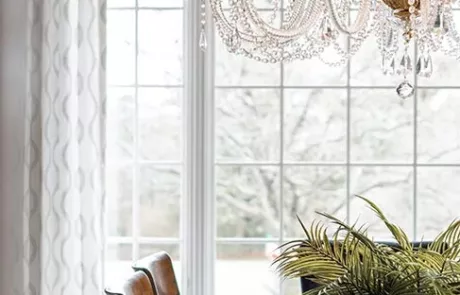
<box><xmin>105</xmin><ymin>271</ymin><xmax>158</xmax><ymax>295</ymax></box>
<box><xmin>132</xmin><ymin>251</ymin><xmax>180</xmax><ymax>295</ymax></box>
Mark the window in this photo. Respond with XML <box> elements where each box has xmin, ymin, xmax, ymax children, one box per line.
<box><xmin>105</xmin><ymin>0</ymin><xmax>183</xmax><ymax>285</ymax></box>
<box><xmin>106</xmin><ymin>1</ymin><xmax>460</xmax><ymax>295</ymax></box>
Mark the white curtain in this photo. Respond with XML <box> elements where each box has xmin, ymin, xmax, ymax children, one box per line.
<box><xmin>22</xmin><ymin>0</ymin><xmax>106</xmax><ymax>294</ymax></box>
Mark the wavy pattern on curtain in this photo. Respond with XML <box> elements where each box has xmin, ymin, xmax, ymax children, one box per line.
<box><xmin>20</xmin><ymin>0</ymin><xmax>107</xmax><ymax>294</ymax></box>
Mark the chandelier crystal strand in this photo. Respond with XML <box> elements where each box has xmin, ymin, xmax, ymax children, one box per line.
<box><xmin>325</xmin><ymin>0</ymin><xmax>371</xmax><ymax>34</ymax></box>
<box><xmin>395</xmin><ymin>0</ymin><xmax>416</xmax><ymax>98</ymax></box>
<box><xmin>443</xmin><ymin>7</ymin><xmax>460</xmax><ymax>60</ymax></box>
<box><xmin>378</xmin><ymin>2</ymin><xmax>398</xmax><ymax>75</ymax></box>
<box><xmin>199</xmin><ymin>0</ymin><xmax>208</xmax><ymax>51</ymax></box>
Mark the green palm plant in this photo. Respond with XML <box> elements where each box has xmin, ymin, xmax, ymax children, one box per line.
<box><xmin>274</xmin><ymin>196</ymin><xmax>460</xmax><ymax>295</ymax></box>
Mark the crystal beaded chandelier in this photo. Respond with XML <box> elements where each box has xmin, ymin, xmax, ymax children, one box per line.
<box><xmin>199</xmin><ymin>0</ymin><xmax>460</xmax><ymax>98</ymax></box>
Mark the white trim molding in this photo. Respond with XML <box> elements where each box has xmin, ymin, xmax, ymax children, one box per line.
<box><xmin>183</xmin><ymin>0</ymin><xmax>215</xmax><ymax>294</ymax></box>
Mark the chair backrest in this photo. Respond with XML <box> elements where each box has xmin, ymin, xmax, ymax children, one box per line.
<box><xmin>105</xmin><ymin>271</ymin><xmax>157</xmax><ymax>295</ymax></box>
<box><xmin>132</xmin><ymin>251</ymin><xmax>180</xmax><ymax>295</ymax></box>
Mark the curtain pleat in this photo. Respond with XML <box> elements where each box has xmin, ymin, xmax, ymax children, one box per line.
<box><xmin>22</xmin><ymin>0</ymin><xmax>107</xmax><ymax>294</ymax></box>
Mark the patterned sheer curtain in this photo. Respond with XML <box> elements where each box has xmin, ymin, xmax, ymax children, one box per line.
<box><xmin>21</xmin><ymin>0</ymin><xmax>106</xmax><ymax>294</ymax></box>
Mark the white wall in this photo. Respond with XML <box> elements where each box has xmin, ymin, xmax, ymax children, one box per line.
<box><xmin>0</xmin><ymin>0</ymin><xmax>27</xmax><ymax>293</ymax></box>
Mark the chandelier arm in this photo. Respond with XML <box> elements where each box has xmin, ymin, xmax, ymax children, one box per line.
<box><xmin>325</xmin><ymin>0</ymin><xmax>370</xmax><ymax>34</ymax></box>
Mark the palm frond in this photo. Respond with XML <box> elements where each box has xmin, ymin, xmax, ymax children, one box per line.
<box><xmin>430</xmin><ymin>220</ymin><xmax>460</xmax><ymax>257</ymax></box>
<box><xmin>355</xmin><ymin>195</ymin><xmax>412</xmax><ymax>251</ymax></box>
<box><xmin>275</xmin><ymin>196</ymin><xmax>460</xmax><ymax>295</ymax></box>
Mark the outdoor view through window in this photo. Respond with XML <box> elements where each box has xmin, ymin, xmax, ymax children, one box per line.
<box><xmin>105</xmin><ymin>1</ymin><xmax>460</xmax><ymax>294</ymax></box>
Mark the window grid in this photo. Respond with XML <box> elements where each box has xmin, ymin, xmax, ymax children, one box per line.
<box><xmin>346</xmin><ymin>9</ymin><xmax>352</xmax><ymax>224</ymax></box>
<box><xmin>211</xmin><ymin>8</ymin><xmax>456</xmax><ymax>295</ymax></box>
<box><xmin>413</xmin><ymin>45</ymin><xmax>419</xmax><ymax>238</ymax></box>
<box><xmin>107</xmin><ymin>1</ymin><xmax>185</xmax><ymax>263</ymax></box>
<box><xmin>211</xmin><ymin>47</ymin><xmax>460</xmax><ymax>241</ymax></box>
<box><xmin>210</xmin><ymin>5</ymin><xmax>459</xmax><ymax>295</ymax></box>
<box><xmin>107</xmin><ymin>1</ymin><xmax>460</xmax><ymax>294</ymax></box>
<box><xmin>213</xmin><ymin>162</ymin><xmax>460</xmax><ymax>166</ymax></box>
<box><xmin>109</xmin><ymin>84</ymin><xmax>460</xmax><ymax>89</ymax></box>
<box><xmin>279</xmin><ymin>4</ymin><xmax>286</xmax><ymax>293</ymax></box>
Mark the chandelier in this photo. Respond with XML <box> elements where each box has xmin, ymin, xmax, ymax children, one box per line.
<box><xmin>198</xmin><ymin>0</ymin><xmax>460</xmax><ymax>98</ymax></box>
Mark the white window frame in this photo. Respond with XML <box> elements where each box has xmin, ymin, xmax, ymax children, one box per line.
<box><xmin>107</xmin><ymin>1</ymin><xmax>460</xmax><ymax>295</ymax></box>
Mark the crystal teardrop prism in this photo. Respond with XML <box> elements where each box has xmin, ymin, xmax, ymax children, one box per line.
<box><xmin>320</xmin><ymin>17</ymin><xmax>335</xmax><ymax>41</ymax></box>
<box><xmin>399</xmin><ymin>54</ymin><xmax>412</xmax><ymax>75</ymax></box>
<box><xmin>382</xmin><ymin>56</ymin><xmax>389</xmax><ymax>75</ymax></box>
<box><xmin>423</xmin><ymin>54</ymin><xmax>433</xmax><ymax>77</ymax></box>
<box><xmin>386</xmin><ymin>28</ymin><xmax>394</xmax><ymax>48</ymax></box>
<box><xmin>382</xmin><ymin>55</ymin><xmax>396</xmax><ymax>75</ymax></box>
<box><xmin>416</xmin><ymin>55</ymin><xmax>425</xmax><ymax>75</ymax></box>
<box><xmin>417</xmin><ymin>54</ymin><xmax>433</xmax><ymax>78</ymax></box>
<box><xmin>228</xmin><ymin>27</ymin><xmax>242</xmax><ymax>52</ymax></box>
<box><xmin>389</xmin><ymin>57</ymin><xmax>396</xmax><ymax>75</ymax></box>
<box><xmin>199</xmin><ymin>29</ymin><xmax>207</xmax><ymax>51</ymax></box>
<box><xmin>396</xmin><ymin>81</ymin><xmax>415</xmax><ymax>99</ymax></box>
<box><xmin>433</xmin><ymin>7</ymin><xmax>448</xmax><ymax>35</ymax></box>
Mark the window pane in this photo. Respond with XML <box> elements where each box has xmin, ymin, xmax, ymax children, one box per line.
<box><xmin>107</xmin><ymin>10</ymin><xmax>135</xmax><ymax>85</ymax></box>
<box><xmin>107</xmin><ymin>87</ymin><xmax>134</xmax><ymax>161</ymax></box>
<box><xmin>283</xmin><ymin>22</ymin><xmax>348</xmax><ymax>86</ymax></box>
<box><xmin>350</xmin><ymin>35</ymin><xmax>415</xmax><ymax>86</ymax></box>
<box><xmin>107</xmin><ymin>243</ymin><xmax>133</xmax><ymax>261</ymax></box>
<box><xmin>351</xmin><ymin>89</ymin><xmax>413</xmax><ymax>163</ymax></box>
<box><xmin>350</xmin><ymin>166</ymin><xmax>413</xmax><ymax>239</ymax></box>
<box><xmin>138</xmin><ymin>88</ymin><xmax>182</xmax><ymax>161</ymax></box>
<box><xmin>138</xmin><ymin>0</ymin><xmax>183</xmax><ymax>7</ymax></box>
<box><xmin>417</xmin><ymin>168</ymin><xmax>460</xmax><ymax>239</ymax></box>
<box><xmin>283</xmin><ymin>56</ymin><xmax>347</xmax><ymax>86</ymax></box>
<box><xmin>215</xmin><ymin>26</ymin><xmax>280</xmax><ymax>86</ymax></box>
<box><xmin>418</xmin><ymin>12</ymin><xmax>460</xmax><ymax>86</ymax></box>
<box><xmin>216</xmin><ymin>244</ymin><xmax>280</xmax><ymax>295</ymax></box>
<box><xmin>106</xmin><ymin>165</ymin><xmax>133</xmax><ymax>237</ymax></box>
<box><xmin>139</xmin><ymin>165</ymin><xmax>181</xmax><ymax>237</ymax></box>
<box><xmin>105</xmin><ymin>244</ymin><xmax>134</xmax><ymax>287</ymax></box>
<box><xmin>108</xmin><ymin>0</ymin><xmax>135</xmax><ymax>8</ymax></box>
<box><xmin>216</xmin><ymin>166</ymin><xmax>280</xmax><ymax>238</ymax></box>
<box><xmin>284</xmin><ymin>89</ymin><xmax>347</xmax><ymax>162</ymax></box>
<box><xmin>283</xmin><ymin>166</ymin><xmax>347</xmax><ymax>238</ymax></box>
<box><xmin>418</xmin><ymin>89</ymin><xmax>460</xmax><ymax>163</ymax></box>
<box><xmin>418</xmin><ymin>52</ymin><xmax>460</xmax><ymax>86</ymax></box>
<box><xmin>138</xmin><ymin>10</ymin><xmax>183</xmax><ymax>85</ymax></box>
<box><xmin>215</xmin><ymin>89</ymin><xmax>280</xmax><ymax>162</ymax></box>
<box><xmin>284</xmin><ymin>35</ymin><xmax>347</xmax><ymax>86</ymax></box>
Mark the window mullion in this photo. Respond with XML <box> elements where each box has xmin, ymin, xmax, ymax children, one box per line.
<box><xmin>413</xmin><ymin>43</ymin><xmax>418</xmax><ymax>240</ymax></box>
<box><xmin>183</xmin><ymin>0</ymin><xmax>215</xmax><ymax>295</ymax></box>
<box><xmin>133</xmin><ymin>0</ymin><xmax>140</xmax><ymax>261</ymax></box>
